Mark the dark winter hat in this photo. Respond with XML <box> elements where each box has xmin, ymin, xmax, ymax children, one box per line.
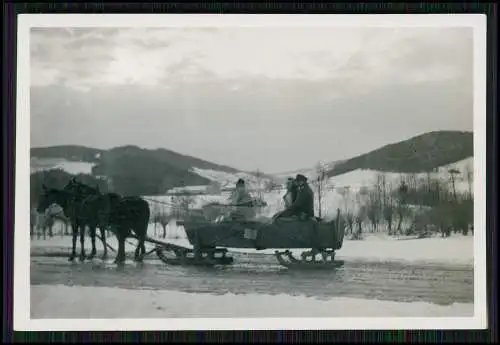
<box><xmin>236</xmin><ymin>178</ymin><xmax>245</xmax><ymax>185</ymax></box>
<box><xmin>296</xmin><ymin>174</ymin><xmax>307</xmax><ymax>182</ymax></box>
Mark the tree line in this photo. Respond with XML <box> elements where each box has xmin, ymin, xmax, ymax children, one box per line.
<box><xmin>334</xmin><ymin>165</ymin><xmax>474</xmax><ymax>239</ymax></box>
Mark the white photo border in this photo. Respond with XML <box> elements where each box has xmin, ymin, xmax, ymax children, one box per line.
<box><xmin>14</xmin><ymin>13</ymin><xmax>488</xmax><ymax>331</ymax></box>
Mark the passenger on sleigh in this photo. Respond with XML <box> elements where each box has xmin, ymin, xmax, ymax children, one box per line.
<box><xmin>283</xmin><ymin>177</ymin><xmax>298</xmax><ymax>208</ymax></box>
<box><xmin>272</xmin><ymin>174</ymin><xmax>315</xmax><ymax>222</ymax></box>
<box><xmin>225</xmin><ymin>178</ymin><xmax>256</xmax><ymax>221</ymax></box>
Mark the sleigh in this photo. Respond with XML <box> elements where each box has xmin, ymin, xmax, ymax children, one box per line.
<box><xmin>148</xmin><ymin>208</ymin><xmax>345</xmax><ymax>270</ymax></box>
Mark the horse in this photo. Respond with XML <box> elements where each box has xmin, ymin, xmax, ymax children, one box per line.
<box><xmin>61</xmin><ymin>178</ymin><xmax>105</xmax><ymax>261</ymax></box>
<box><xmin>64</xmin><ymin>179</ymin><xmax>150</xmax><ymax>264</ymax></box>
<box><xmin>79</xmin><ymin>190</ymin><xmax>122</xmax><ymax>260</ymax></box>
<box><xmin>61</xmin><ymin>179</ymin><xmax>113</xmax><ymax>260</ymax></box>
<box><xmin>104</xmin><ymin>193</ymin><xmax>150</xmax><ymax>263</ymax></box>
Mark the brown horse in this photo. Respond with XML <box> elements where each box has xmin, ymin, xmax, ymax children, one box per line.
<box><xmin>63</xmin><ymin>179</ymin><xmax>151</xmax><ymax>264</ymax></box>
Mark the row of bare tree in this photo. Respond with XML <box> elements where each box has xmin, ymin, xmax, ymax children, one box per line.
<box><xmin>148</xmin><ymin>163</ymin><xmax>474</xmax><ymax>240</ymax></box>
<box><xmin>331</xmin><ymin>166</ymin><xmax>474</xmax><ymax>239</ymax></box>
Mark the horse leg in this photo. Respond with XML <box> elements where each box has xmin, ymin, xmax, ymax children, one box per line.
<box><xmin>134</xmin><ymin>239</ymin><xmax>141</xmax><ymax>262</ymax></box>
<box><xmin>100</xmin><ymin>227</ymin><xmax>108</xmax><ymax>260</ymax></box>
<box><xmin>141</xmin><ymin>238</ymin><xmax>146</xmax><ymax>257</ymax></box>
<box><xmin>114</xmin><ymin>230</ymin><xmax>126</xmax><ymax>265</ymax></box>
<box><xmin>134</xmin><ymin>221</ymin><xmax>149</xmax><ymax>262</ymax></box>
<box><xmin>69</xmin><ymin>221</ymin><xmax>78</xmax><ymax>261</ymax></box>
<box><xmin>79</xmin><ymin>224</ymin><xmax>86</xmax><ymax>262</ymax></box>
<box><xmin>88</xmin><ymin>225</ymin><xmax>97</xmax><ymax>259</ymax></box>
<box><xmin>134</xmin><ymin>238</ymin><xmax>146</xmax><ymax>262</ymax></box>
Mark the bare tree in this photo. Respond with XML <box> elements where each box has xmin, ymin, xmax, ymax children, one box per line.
<box><xmin>382</xmin><ymin>181</ymin><xmax>396</xmax><ymax>235</ymax></box>
<box><xmin>448</xmin><ymin>168</ymin><xmax>461</xmax><ymax>201</ymax></box>
<box><xmin>152</xmin><ymin>209</ymin><xmax>171</xmax><ymax>238</ymax></box>
<box><xmin>338</xmin><ymin>186</ymin><xmax>354</xmax><ymax>234</ymax></box>
<box><xmin>358</xmin><ymin>183</ymin><xmax>380</xmax><ymax>233</ymax></box>
<box><xmin>253</xmin><ymin>169</ymin><xmax>264</xmax><ymax>200</ymax></box>
<box><xmin>353</xmin><ymin>204</ymin><xmax>367</xmax><ymax>240</ymax></box>
<box><xmin>396</xmin><ymin>178</ymin><xmax>409</xmax><ymax>234</ymax></box>
<box><xmin>406</xmin><ymin>173</ymin><xmax>418</xmax><ymax>191</ymax></box>
<box><xmin>312</xmin><ymin>162</ymin><xmax>330</xmax><ymax>218</ymax></box>
<box><xmin>344</xmin><ymin>211</ymin><xmax>355</xmax><ymax>234</ymax></box>
<box><xmin>464</xmin><ymin>163</ymin><xmax>473</xmax><ymax>200</ymax></box>
<box><xmin>378</xmin><ymin>174</ymin><xmax>387</xmax><ymax>208</ymax></box>
<box><xmin>337</xmin><ymin>186</ymin><xmax>352</xmax><ymax>213</ymax></box>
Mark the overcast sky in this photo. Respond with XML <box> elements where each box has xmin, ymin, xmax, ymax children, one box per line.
<box><xmin>30</xmin><ymin>26</ymin><xmax>473</xmax><ymax>173</ymax></box>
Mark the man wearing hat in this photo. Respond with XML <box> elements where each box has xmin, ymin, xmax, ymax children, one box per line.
<box><xmin>273</xmin><ymin>174</ymin><xmax>314</xmax><ymax>221</ymax></box>
<box><xmin>227</xmin><ymin>178</ymin><xmax>256</xmax><ymax>220</ymax></box>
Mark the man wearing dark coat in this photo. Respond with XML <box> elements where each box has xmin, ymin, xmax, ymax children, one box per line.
<box><xmin>273</xmin><ymin>174</ymin><xmax>314</xmax><ymax>221</ymax></box>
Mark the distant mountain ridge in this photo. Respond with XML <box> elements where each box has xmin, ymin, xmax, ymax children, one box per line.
<box><xmin>326</xmin><ymin>131</ymin><xmax>473</xmax><ymax>177</ymax></box>
<box><xmin>31</xmin><ymin>144</ymin><xmax>239</xmax><ymax>173</ymax></box>
<box><xmin>30</xmin><ymin>144</ymin><xmax>242</xmax><ymax>195</ymax></box>
<box><xmin>31</xmin><ymin>130</ymin><xmax>473</xmax><ymax>195</ymax></box>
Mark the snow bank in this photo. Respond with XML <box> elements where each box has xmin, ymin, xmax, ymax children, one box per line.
<box><xmin>338</xmin><ymin>234</ymin><xmax>473</xmax><ymax>265</ymax></box>
<box><xmin>31</xmin><ymin>284</ymin><xmax>473</xmax><ymax>319</ymax></box>
<box><xmin>208</xmin><ymin>233</ymin><xmax>473</xmax><ymax>266</ymax></box>
<box><xmin>30</xmin><ymin>235</ymin><xmax>158</xmax><ymax>254</ymax></box>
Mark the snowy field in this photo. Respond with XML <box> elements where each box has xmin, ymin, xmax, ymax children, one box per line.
<box><xmin>30</xmin><ymin>223</ymin><xmax>474</xmax><ymax>319</ymax></box>
<box><xmin>31</xmin><ymin>284</ymin><xmax>472</xmax><ymax>319</ymax></box>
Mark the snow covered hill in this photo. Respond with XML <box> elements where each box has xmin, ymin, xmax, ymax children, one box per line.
<box><xmin>30</xmin><ymin>157</ymin><xmax>96</xmax><ymax>175</ymax></box>
<box><xmin>272</xmin><ymin>161</ymin><xmax>341</xmax><ymax>183</ymax></box>
<box><xmin>150</xmin><ymin>156</ymin><xmax>474</xmax><ymax>221</ymax></box>
<box><xmin>188</xmin><ymin>167</ymin><xmax>273</xmax><ymax>191</ymax></box>
<box><xmin>30</xmin><ymin>153</ymin><xmax>473</xmax><ymax>222</ymax></box>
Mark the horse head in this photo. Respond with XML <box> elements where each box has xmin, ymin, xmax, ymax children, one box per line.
<box><xmin>64</xmin><ymin>179</ymin><xmax>100</xmax><ymax>200</ymax></box>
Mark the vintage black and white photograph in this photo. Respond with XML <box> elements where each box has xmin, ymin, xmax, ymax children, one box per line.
<box><xmin>15</xmin><ymin>14</ymin><xmax>486</xmax><ymax>330</ymax></box>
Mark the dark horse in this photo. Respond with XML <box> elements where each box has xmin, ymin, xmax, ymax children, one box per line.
<box><xmin>37</xmin><ymin>184</ymin><xmax>92</xmax><ymax>261</ymax></box>
<box><xmin>62</xmin><ymin>179</ymin><xmax>150</xmax><ymax>264</ymax></box>
<box><xmin>62</xmin><ymin>179</ymin><xmax>110</xmax><ymax>260</ymax></box>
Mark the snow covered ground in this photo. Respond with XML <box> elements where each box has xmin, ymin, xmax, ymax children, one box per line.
<box><xmin>30</xmin><ymin>284</ymin><xmax>473</xmax><ymax>319</ymax></box>
<box><xmin>28</xmin><ymin>217</ymin><xmax>477</xmax><ymax>328</ymax></box>
<box><xmin>30</xmin><ymin>222</ymin><xmax>474</xmax><ymax>266</ymax></box>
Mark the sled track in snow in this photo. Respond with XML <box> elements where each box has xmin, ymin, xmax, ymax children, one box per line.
<box><xmin>30</xmin><ymin>247</ymin><xmax>474</xmax><ymax>307</ymax></box>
